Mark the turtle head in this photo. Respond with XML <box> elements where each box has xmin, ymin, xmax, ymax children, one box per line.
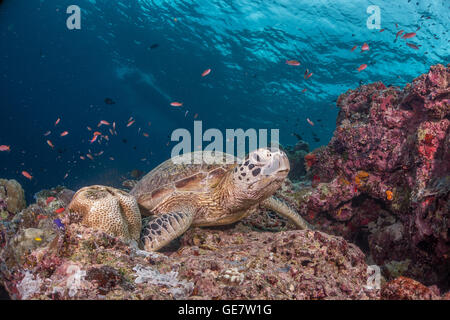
<box><xmin>231</xmin><ymin>148</ymin><xmax>290</xmax><ymax>204</ymax></box>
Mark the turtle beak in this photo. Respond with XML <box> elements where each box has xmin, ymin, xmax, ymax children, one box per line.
<box><xmin>261</xmin><ymin>150</ymin><xmax>290</xmax><ymax>177</ymax></box>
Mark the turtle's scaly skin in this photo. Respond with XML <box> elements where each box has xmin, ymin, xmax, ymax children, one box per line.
<box><xmin>130</xmin><ymin>149</ymin><xmax>309</xmax><ymax>251</ymax></box>
<box><xmin>68</xmin><ymin>185</ymin><xmax>142</xmax><ymax>242</ymax></box>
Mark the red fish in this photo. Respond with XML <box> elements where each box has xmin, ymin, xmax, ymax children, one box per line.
<box><xmin>304</xmin><ymin>69</ymin><xmax>309</xmax><ymax>79</ymax></box>
<box><xmin>201</xmin><ymin>68</ymin><xmax>211</xmax><ymax>77</ymax></box>
<box><xmin>306</xmin><ymin>118</ymin><xmax>314</xmax><ymax>126</ymax></box>
<box><xmin>357</xmin><ymin>64</ymin><xmax>367</xmax><ymax>72</ymax></box>
<box><xmin>143</xmin><ymin>132</ymin><xmax>149</xmax><ymax>137</ymax></box>
<box><xmin>170</xmin><ymin>102</ymin><xmax>183</xmax><ymax>107</ymax></box>
<box><xmin>54</xmin><ymin>207</ymin><xmax>65</xmax><ymax>214</ymax></box>
<box><xmin>98</xmin><ymin>120</ymin><xmax>110</xmax><ymax>127</ymax></box>
<box><xmin>63</xmin><ymin>173</ymin><xmax>68</xmax><ymax>179</ymax></box>
<box><xmin>127</xmin><ymin>120</ymin><xmax>135</xmax><ymax>127</ymax></box>
<box><xmin>22</xmin><ymin>171</ymin><xmax>33</xmax><ymax>180</ymax></box>
<box><xmin>46</xmin><ymin>196</ymin><xmax>56</xmax><ymax>205</ymax></box>
<box><xmin>89</xmin><ymin>135</ymin><xmax>98</xmax><ymax>144</ymax></box>
<box><xmin>302</xmin><ymin>88</ymin><xmax>307</xmax><ymax>93</ymax></box>
<box><xmin>55</xmin><ymin>118</ymin><xmax>60</xmax><ymax>126</ymax></box>
<box><xmin>402</xmin><ymin>32</ymin><xmax>416</xmax><ymax>39</ymax></box>
<box><xmin>395</xmin><ymin>30</ymin><xmax>404</xmax><ymax>42</ymax></box>
<box><xmin>406</xmin><ymin>43</ymin><xmax>420</xmax><ymax>49</ymax></box>
<box><xmin>286</xmin><ymin>60</ymin><xmax>300</xmax><ymax>66</ymax></box>
<box><xmin>86</xmin><ymin>154</ymin><xmax>94</xmax><ymax>160</ymax></box>
<box><xmin>379</xmin><ymin>29</ymin><xmax>385</xmax><ymax>32</ymax></box>
<box><xmin>361</xmin><ymin>43</ymin><xmax>369</xmax><ymax>51</ymax></box>
<box><xmin>47</xmin><ymin>140</ymin><xmax>55</xmax><ymax>148</ymax></box>
<box><xmin>80</xmin><ymin>156</ymin><xmax>85</xmax><ymax>160</ymax></box>
<box><xmin>93</xmin><ymin>131</ymin><xmax>101</xmax><ymax>136</ymax></box>
<box><xmin>350</xmin><ymin>45</ymin><xmax>357</xmax><ymax>52</ymax></box>
<box><xmin>60</xmin><ymin>131</ymin><xmax>69</xmax><ymax>137</ymax></box>
<box><xmin>87</xmin><ymin>126</ymin><xmax>92</xmax><ymax>131</ymax></box>
<box><xmin>194</xmin><ymin>113</ymin><xmax>198</xmax><ymax>119</ymax></box>
<box><xmin>0</xmin><ymin>145</ymin><xmax>10</xmax><ymax>152</ymax></box>
<box><xmin>305</xmin><ymin>72</ymin><xmax>313</xmax><ymax>79</ymax></box>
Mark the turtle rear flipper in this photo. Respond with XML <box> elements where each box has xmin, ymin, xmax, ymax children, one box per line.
<box><xmin>262</xmin><ymin>196</ymin><xmax>313</xmax><ymax>230</ymax></box>
<box><xmin>140</xmin><ymin>210</ymin><xmax>194</xmax><ymax>251</ymax></box>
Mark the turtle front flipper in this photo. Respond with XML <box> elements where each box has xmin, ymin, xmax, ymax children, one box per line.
<box><xmin>261</xmin><ymin>196</ymin><xmax>313</xmax><ymax>230</ymax></box>
<box><xmin>141</xmin><ymin>209</ymin><xmax>194</xmax><ymax>251</ymax></box>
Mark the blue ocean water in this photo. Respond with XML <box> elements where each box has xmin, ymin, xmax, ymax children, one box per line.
<box><xmin>0</xmin><ymin>0</ymin><xmax>448</xmax><ymax>201</ymax></box>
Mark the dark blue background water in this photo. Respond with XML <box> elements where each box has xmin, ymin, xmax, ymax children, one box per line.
<box><xmin>0</xmin><ymin>0</ymin><xmax>448</xmax><ymax>201</ymax></box>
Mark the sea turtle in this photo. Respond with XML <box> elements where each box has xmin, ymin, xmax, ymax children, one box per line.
<box><xmin>130</xmin><ymin>148</ymin><xmax>311</xmax><ymax>252</ymax></box>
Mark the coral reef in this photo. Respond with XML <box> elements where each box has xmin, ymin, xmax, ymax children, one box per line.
<box><xmin>278</xmin><ymin>64</ymin><xmax>449</xmax><ymax>288</ymax></box>
<box><xmin>0</xmin><ymin>196</ymin><xmax>381</xmax><ymax>299</ymax></box>
<box><xmin>381</xmin><ymin>276</ymin><xmax>448</xmax><ymax>300</ymax></box>
<box><xmin>0</xmin><ymin>179</ymin><xmax>26</xmax><ymax>216</ymax></box>
<box><xmin>67</xmin><ymin>185</ymin><xmax>141</xmax><ymax>243</ymax></box>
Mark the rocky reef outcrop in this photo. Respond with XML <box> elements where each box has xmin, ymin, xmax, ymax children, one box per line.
<box><xmin>0</xmin><ymin>186</ymin><xmax>380</xmax><ymax>299</ymax></box>
<box><xmin>278</xmin><ymin>64</ymin><xmax>449</xmax><ymax>289</ymax></box>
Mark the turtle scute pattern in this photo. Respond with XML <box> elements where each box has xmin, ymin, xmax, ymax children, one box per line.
<box><xmin>67</xmin><ymin>185</ymin><xmax>142</xmax><ymax>242</ymax></box>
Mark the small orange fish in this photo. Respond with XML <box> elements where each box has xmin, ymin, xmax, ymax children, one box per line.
<box><xmin>63</xmin><ymin>173</ymin><xmax>68</xmax><ymax>179</ymax></box>
<box><xmin>201</xmin><ymin>68</ymin><xmax>211</xmax><ymax>77</ymax></box>
<box><xmin>47</xmin><ymin>140</ymin><xmax>55</xmax><ymax>148</ymax></box>
<box><xmin>302</xmin><ymin>88</ymin><xmax>307</xmax><ymax>93</ymax></box>
<box><xmin>361</xmin><ymin>43</ymin><xmax>369</xmax><ymax>51</ymax></box>
<box><xmin>60</xmin><ymin>131</ymin><xmax>69</xmax><ymax>137</ymax></box>
<box><xmin>113</xmin><ymin>122</ymin><xmax>116</xmax><ymax>130</ymax></box>
<box><xmin>170</xmin><ymin>102</ymin><xmax>183</xmax><ymax>107</ymax></box>
<box><xmin>43</xmin><ymin>131</ymin><xmax>51</xmax><ymax>136</ymax></box>
<box><xmin>402</xmin><ymin>32</ymin><xmax>416</xmax><ymax>39</ymax></box>
<box><xmin>305</xmin><ymin>72</ymin><xmax>313</xmax><ymax>79</ymax></box>
<box><xmin>87</xmin><ymin>126</ymin><xmax>92</xmax><ymax>131</ymax></box>
<box><xmin>80</xmin><ymin>156</ymin><xmax>85</xmax><ymax>160</ymax></box>
<box><xmin>0</xmin><ymin>145</ymin><xmax>10</xmax><ymax>152</ymax></box>
<box><xmin>143</xmin><ymin>132</ymin><xmax>149</xmax><ymax>137</ymax></box>
<box><xmin>22</xmin><ymin>171</ymin><xmax>33</xmax><ymax>180</ymax></box>
<box><xmin>46</xmin><ymin>196</ymin><xmax>56</xmax><ymax>205</ymax></box>
<box><xmin>306</xmin><ymin>118</ymin><xmax>314</xmax><ymax>126</ymax></box>
<box><xmin>379</xmin><ymin>29</ymin><xmax>385</xmax><ymax>32</ymax></box>
<box><xmin>350</xmin><ymin>45</ymin><xmax>357</xmax><ymax>52</ymax></box>
<box><xmin>357</xmin><ymin>64</ymin><xmax>367</xmax><ymax>72</ymax></box>
<box><xmin>194</xmin><ymin>113</ymin><xmax>198</xmax><ymax>119</ymax></box>
<box><xmin>98</xmin><ymin>120</ymin><xmax>110</xmax><ymax>127</ymax></box>
<box><xmin>406</xmin><ymin>43</ymin><xmax>420</xmax><ymax>50</ymax></box>
<box><xmin>127</xmin><ymin>120</ymin><xmax>135</xmax><ymax>127</ymax></box>
<box><xmin>54</xmin><ymin>207</ymin><xmax>65</xmax><ymax>214</ymax></box>
<box><xmin>89</xmin><ymin>135</ymin><xmax>98</xmax><ymax>144</ymax></box>
<box><xmin>286</xmin><ymin>60</ymin><xmax>300</xmax><ymax>66</ymax></box>
<box><xmin>86</xmin><ymin>154</ymin><xmax>94</xmax><ymax>160</ymax></box>
<box><xmin>104</xmin><ymin>135</ymin><xmax>109</xmax><ymax>141</ymax></box>
<box><xmin>55</xmin><ymin>118</ymin><xmax>60</xmax><ymax>126</ymax></box>
<box><xmin>395</xmin><ymin>30</ymin><xmax>404</xmax><ymax>41</ymax></box>
<box><xmin>93</xmin><ymin>131</ymin><xmax>102</xmax><ymax>136</ymax></box>
<box><xmin>386</xmin><ymin>190</ymin><xmax>394</xmax><ymax>201</ymax></box>
<box><xmin>109</xmin><ymin>157</ymin><xmax>114</xmax><ymax>160</ymax></box>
